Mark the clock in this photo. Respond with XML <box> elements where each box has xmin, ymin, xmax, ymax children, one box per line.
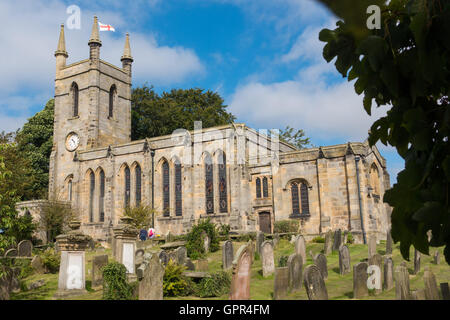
<box><xmin>66</xmin><ymin>132</ymin><xmax>80</xmax><ymax>152</ymax></box>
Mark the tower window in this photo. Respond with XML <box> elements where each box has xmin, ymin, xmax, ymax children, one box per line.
<box><xmin>72</xmin><ymin>82</ymin><xmax>79</xmax><ymax>117</ymax></box>
<box><xmin>109</xmin><ymin>85</ymin><xmax>116</xmax><ymax>118</ymax></box>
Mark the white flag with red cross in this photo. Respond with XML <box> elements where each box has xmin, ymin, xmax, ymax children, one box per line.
<box><xmin>98</xmin><ymin>22</ymin><xmax>115</xmax><ymax>32</ymax></box>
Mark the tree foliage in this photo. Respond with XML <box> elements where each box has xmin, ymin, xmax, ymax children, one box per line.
<box><xmin>131</xmin><ymin>85</ymin><xmax>236</xmax><ymax>140</ymax></box>
<box><xmin>277</xmin><ymin>126</ymin><xmax>312</xmax><ymax>149</ymax></box>
<box><xmin>318</xmin><ymin>0</ymin><xmax>450</xmax><ymax>263</ymax></box>
<box><xmin>123</xmin><ymin>205</ymin><xmax>157</xmax><ymax>230</ymax></box>
<box><xmin>39</xmin><ymin>200</ymin><xmax>74</xmax><ymax>243</ymax></box>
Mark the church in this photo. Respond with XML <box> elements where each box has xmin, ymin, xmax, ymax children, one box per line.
<box><xmin>17</xmin><ymin>17</ymin><xmax>391</xmax><ymax>245</ymax></box>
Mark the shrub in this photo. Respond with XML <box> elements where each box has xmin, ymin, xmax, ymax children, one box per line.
<box><xmin>217</xmin><ymin>224</ymin><xmax>231</xmax><ymax>237</ymax></box>
<box><xmin>123</xmin><ymin>205</ymin><xmax>157</xmax><ymax>230</ymax></box>
<box><xmin>254</xmin><ymin>251</ymin><xmax>260</xmax><ymax>261</ymax></box>
<box><xmin>312</xmin><ymin>236</ymin><xmax>325</xmax><ymax>243</ymax></box>
<box><xmin>163</xmin><ymin>260</ymin><xmax>189</xmax><ymax>297</ymax></box>
<box><xmin>15</xmin><ymin>259</ymin><xmax>33</xmax><ymax>279</ymax></box>
<box><xmin>196</xmin><ymin>271</ymin><xmax>231</xmax><ymax>298</ymax></box>
<box><xmin>40</xmin><ymin>248</ymin><xmax>60</xmax><ymax>273</ymax></box>
<box><xmin>273</xmin><ymin>220</ymin><xmax>299</xmax><ymax>233</ymax></box>
<box><xmin>347</xmin><ymin>233</ymin><xmax>354</xmax><ymax>244</ymax></box>
<box><xmin>185</xmin><ymin>218</ymin><xmax>219</xmax><ymax>260</ymax></box>
<box><xmin>278</xmin><ymin>255</ymin><xmax>289</xmax><ymax>267</ymax></box>
<box><xmin>102</xmin><ymin>261</ymin><xmax>135</xmax><ymax>300</ymax></box>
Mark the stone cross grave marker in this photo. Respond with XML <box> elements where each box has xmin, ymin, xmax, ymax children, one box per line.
<box><xmin>303</xmin><ymin>264</ymin><xmax>328</xmax><ymax>300</ymax></box>
<box><xmin>339</xmin><ymin>245</ymin><xmax>351</xmax><ymax>275</ymax></box>
<box><xmin>261</xmin><ymin>240</ymin><xmax>275</xmax><ymax>277</ymax></box>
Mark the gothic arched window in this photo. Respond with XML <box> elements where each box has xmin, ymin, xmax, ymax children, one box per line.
<box><xmin>72</xmin><ymin>82</ymin><xmax>79</xmax><ymax>117</ymax></box>
<box><xmin>162</xmin><ymin>161</ymin><xmax>170</xmax><ymax>216</ymax></box>
<box><xmin>205</xmin><ymin>154</ymin><xmax>214</xmax><ymax>214</ymax></box>
<box><xmin>263</xmin><ymin>177</ymin><xmax>269</xmax><ymax>198</ymax></box>
<box><xmin>175</xmin><ymin>161</ymin><xmax>182</xmax><ymax>216</ymax></box>
<box><xmin>256</xmin><ymin>178</ymin><xmax>261</xmax><ymax>198</ymax></box>
<box><xmin>300</xmin><ymin>183</ymin><xmax>310</xmax><ymax>215</ymax></box>
<box><xmin>109</xmin><ymin>85</ymin><xmax>116</xmax><ymax>118</ymax></box>
<box><xmin>99</xmin><ymin>170</ymin><xmax>105</xmax><ymax>222</ymax></box>
<box><xmin>135</xmin><ymin>164</ymin><xmax>141</xmax><ymax>207</ymax></box>
<box><xmin>218</xmin><ymin>152</ymin><xmax>228</xmax><ymax>213</ymax></box>
<box><xmin>89</xmin><ymin>171</ymin><xmax>95</xmax><ymax>222</ymax></box>
<box><xmin>68</xmin><ymin>179</ymin><xmax>73</xmax><ymax>201</ymax></box>
<box><xmin>291</xmin><ymin>182</ymin><xmax>300</xmax><ymax>215</ymax></box>
<box><xmin>124</xmin><ymin>166</ymin><xmax>130</xmax><ymax>208</ymax></box>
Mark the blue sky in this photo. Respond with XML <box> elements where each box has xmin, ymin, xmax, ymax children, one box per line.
<box><xmin>0</xmin><ymin>0</ymin><xmax>404</xmax><ymax>184</ymax></box>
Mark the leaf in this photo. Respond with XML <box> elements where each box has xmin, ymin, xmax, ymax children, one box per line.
<box><xmin>357</xmin><ymin>36</ymin><xmax>387</xmax><ymax>72</ymax></box>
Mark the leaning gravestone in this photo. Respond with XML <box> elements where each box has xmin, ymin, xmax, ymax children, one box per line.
<box><xmin>256</xmin><ymin>231</ymin><xmax>264</xmax><ymax>255</ymax></box>
<box><xmin>17</xmin><ymin>240</ymin><xmax>32</xmax><ymax>257</ymax></box>
<box><xmin>314</xmin><ymin>253</ymin><xmax>328</xmax><ymax>280</ymax></box>
<box><xmin>92</xmin><ymin>255</ymin><xmax>108</xmax><ymax>287</ymax></box>
<box><xmin>4</xmin><ymin>248</ymin><xmax>17</xmax><ymax>257</ymax></box>
<box><xmin>295</xmin><ymin>235</ymin><xmax>307</xmax><ymax>265</ymax></box>
<box><xmin>287</xmin><ymin>254</ymin><xmax>303</xmax><ymax>292</ymax></box>
<box><xmin>353</xmin><ymin>262</ymin><xmax>368</xmax><ymax>299</ymax></box>
<box><xmin>368</xmin><ymin>253</ymin><xmax>383</xmax><ymax>294</ymax></box>
<box><xmin>386</xmin><ymin>229</ymin><xmax>393</xmax><ymax>255</ymax></box>
<box><xmin>423</xmin><ymin>267</ymin><xmax>440</xmax><ymax>300</ymax></box>
<box><xmin>394</xmin><ymin>265</ymin><xmax>411</xmax><ymax>300</ymax></box>
<box><xmin>324</xmin><ymin>230</ymin><xmax>333</xmax><ymax>255</ymax></box>
<box><xmin>273</xmin><ymin>267</ymin><xmax>289</xmax><ymax>300</ymax></box>
<box><xmin>303</xmin><ymin>264</ymin><xmax>328</xmax><ymax>300</ymax></box>
<box><xmin>261</xmin><ymin>241</ymin><xmax>275</xmax><ymax>277</ymax></box>
<box><xmin>383</xmin><ymin>257</ymin><xmax>394</xmax><ymax>291</ymax></box>
<box><xmin>413</xmin><ymin>249</ymin><xmax>421</xmax><ymax>275</ymax></box>
<box><xmin>368</xmin><ymin>235</ymin><xmax>377</xmax><ymax>258</ymax></box>
<box><xmin>138</xmin><ymin>253</ymin><xmax>165</xmax><ymax>300</ymax></box>
<box><xmin>158</xmin><ymin>250</ymin><xmax>169</xmax><ymax>266</ymax></box>
<box><xmin>339</xmin><ymin>245</ymin><xmax>351</xmax><ymax>275</ymax></box>
<box><xmin>230</xmin><ymin>243</ymin><xmax>253</xmax><ymax>300</ymax></box>
<box><xmin>433</xmin><ymin>250</ymin><xmax>440</xmax><ymax>265</ymax></box>
<box><xmin>440</xmin><ymin>283</ymin><xmax>450</xmax><ymax>300</ymax></box>
<box><xmin>222</xmin><ymin>240</ymin><xmax>234</xmax><ymax>270</ymax></box>
<box><xmin>332</xmin><ymin>229</ymin><xmax>342</xmax><ymax>252</ymax></box>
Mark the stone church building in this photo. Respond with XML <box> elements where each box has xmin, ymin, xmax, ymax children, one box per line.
<box><xmin>17</xmin><ymin>18</ymin><xmax>391</xmax><ymax>244</ymax></box>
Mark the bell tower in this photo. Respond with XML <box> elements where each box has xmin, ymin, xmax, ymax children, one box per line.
<box><xmin>49</xmin><ymin>17</ymin><xmax>133</xmax><ymax>199</ymax></box>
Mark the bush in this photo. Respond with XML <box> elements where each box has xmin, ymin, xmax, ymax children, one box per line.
<box><xmin>102</xmin><ymin>261</ymin><xmax>135</xmax><ymax>300</ymax></box>
<box><xmin>123</xmin><ymin>205</ymin><xmax>156</xmax><ymax>230</ymax></box>
<box><xmin>312</xmin><ymin>236</ymin><xmax>325</xmax><ymax>243</ymax></box>
<box><xmin>278</xmin><ymin>255</ymin><xmax>289</xmax><ymax>267</ymax></box>
<box><xmin>40</xmin><ymin>248</ymin><xmax>60</xmax><ymax>273</ymax></box>
<box><xmin>273</xmin><ymin>220</ymin><xmax>299</xmax><ymax>233</ymax></box>
<box><xmin>217</xmin><ymin>224</ymin><xmax>230</xmax><ymax>237</ymax></box>
<box><xmin>163</xmin><ymin>260</ymin><xmax>189</xmax><ymax>297</ymax></box>
<box><xmin>347</xmin><ymin>233</ymin><xmax>354</xmax><ymax>244</ymax></box>
<box><xmin>185</xmin><ymin>218</ymin><xmax>219</xmax><ymax>260</ymax></box>
<box><xmin>254</xmin><ymin>251</ymin><xmax>260</xmax><ymax>261</ymax></box>
<box><xmin>15</xmin><ymin>259</ymin><xmax>33</xmax><ymax>279</ymax></box>
<box><xmin>196</xmin><ymin>271</ymin><xmax>231</xmax><ymax>298</ymax></box>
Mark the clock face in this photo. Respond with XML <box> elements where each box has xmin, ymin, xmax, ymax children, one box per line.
<box><xmin>66</xmin><ymin>133</ymin><xmax>80</xmax><ymax>152</ymax></box>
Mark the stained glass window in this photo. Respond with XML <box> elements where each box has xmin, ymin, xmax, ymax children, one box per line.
<box><xmin>125</xmin><ymin>166</ymin><xmax>130</xmax><ymax>208</ymax></box>
<box><xmin>99</xmin><ymin>170</ymin><xmax>105</xmax><ymax>222</ymax></box>
<box><xmin>163</xmin><ymin>161</ymin><xmax>170</xmax><ymax>216</ymax></box>
<box><xmin>175</xmin><ymin>162</ymin><xmax>182</xmax><ymax>216</ymax></box>
<box><xmin>89</xmin><ymin>171</ymin><xmax>95</xmax><ymax>222</ymax></box>
<box><xmin>135</xmin><ymin>164</ymin><xmax>141</xmax><ymax>207</ymax></box>
<box><xmin>219</xmin><ymin>152</ymin><xmax>228</xmax><ymax>213</ymax></box>
<box><xmin>256</xmin><ymin>178</ymin><xmax>261</xmax><ymax>198</ymax></box>
<box><xmin>205</xmin><ymin>154</ymin><xmax>214</xmax><ymax>214</ymax></box>
<box><xmin>263</xmin><ymin>177</ymin><xmax>269</xmax><ymax>198</ymax></box>
<box><xmin>300</xmin><ymin>183</ymin><xmax>309</xmax><ymax>215</ymax></box>
<box><xmin>291</xmin><ymin>182</ymin><xmax>300</xmax><ymax>215</ymax></box>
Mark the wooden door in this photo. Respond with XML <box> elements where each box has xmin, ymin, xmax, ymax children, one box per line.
<box><xmin>259</xmin><ymin>212</ymin><xmax>271</xmax><ymax>234</ymax></box>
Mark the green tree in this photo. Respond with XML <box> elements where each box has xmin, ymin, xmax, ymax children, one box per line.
<box><xmin>277</xmin><ymin>126</ymin><xmax>312</xmax><ymax>149</ymax></box>
<box><xmin>317</xmin><ymin>0</ymin><xmax>450</xmax><ymax>263</ymax></box>
<box><xmin>123</xmin><ymin>205</ymin><xmax>157</xmax><ymax>230</ymax></box>
<box><xmin>131</xmin><ymin>85</ymin><xmax>236</xmax><ymax>140</ymax></box>
<box><xmin>16</xmin><ymin>99</ymin><xmax>54</xmax><ymax>199</ymax></box>
<box><xmin>39</xmin><ymin>200</ymin><xmax>74</xmax><ymax>243</ymax></box>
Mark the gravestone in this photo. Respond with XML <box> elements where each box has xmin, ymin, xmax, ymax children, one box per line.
<box><xmin>339</xmin><ymin>245</ymin><xmax>351</xmax><ymax>275</ymax></box>
<box><xmin>31</xmin><ymin>255</ymin><xmax>45</xmax><ymax>274</ymax></box>
<box><xmin>195</xmin><ymin>259</ymin><xmax>209</xmax><ymax>272</ymax></box>
<box><xmin>440</xmin><ymin>283</ymin><xmax>450</xmax><ymax>300</ymax></box>
<box><xmin>332</xmin><ymin>229</ymin><xmax>342</xmax><ymax>252</ymax></box>
<box><xmin>287</xmin><ymin>254</ymin><xmax>303</xmax><ymax>292</ymax></box>
<box><xmin>411</xmin><ymin>289</ymin><xmax>426</xmax><ymax>300</ymax></box>
<box><xmin>158</xmin><ymin>250</ymin><xmax>169</xmax><ymax>266</ymax></box>
<box><xmin>368</xmin><ymin>235</ymin><xmax>377</xmax><ymax>258</ymax></box>
<box><xmin>273</xmin><ymin>267</ymin><xmax>289</xmax><ymax>300</ymax></box>
<box><xmin>185</xmin><ymin>258</ymin><xmax>195</xmax><ymax>271</ymax></box>
<box><xmin>4</xmin><ymin>248</ymin><xmax>17</xmax><ymax>257</ymax></box>
<box><xmin>295</xmin><ymin>235</ymin><xmax>307</xmax><ymax>265</ymax></box>
<box><xmin>202</xmin><ymin>232</ymin><xmax>210</xmax><ymax>253</ymax></box>
<box><xmin>17</xmin><ymin>240</ymin><xmax>32</xmax><ymax>257</ymax></box>
<box><xmin>368</xmin><ymin>253</ymin><xmax>383</xmax><ymax>294</ymax></box>
<box><xmin>230</xmin><ymin>243</ymin><xmax>253</xmax><ymax>300</ymax></box>
<box><xmin>303</xmin><ymin>264</ymin><xmax>328</xmax><ymax>300</ymax></box>
<box><xmin>261</xmin><ymin>241</ymin><xmax>275</xmax><ymax>277</ymax></box>
<box><xmin>166</xmin><ymin>231</ymin><xmax>174</xmax><ymax>243</ymax></box>
<box><xmin>222</xmin><ymin>240</ymin><xmax>234</xmax><ymax>270</ymax></box>
<box><xmin>88</xmin><ymin>239</ymin><xmax>95</xmax><ymax>251</ymax></box>
<box><xmin>394</xmin><ymin>265</ymin><xmax>411</xmax><ymax>300</ymax></box>
<box><xmin>175</xmin><ymin>246</ymin><xmax>187</xmax><ymax>265</ymax></box>
<box><xmin>383</xmin><ymin>257</ymin><xmax>394</xmax><ymax>291</ymax></box>
<box><xmin>433</xmin><ymin>251</ymin><xmax>440</xmax><ymax>265</ymax></box>
<box><xmin>135</xmin><ymin>249</ymin><xmax>145</xmax><ymax>266</ymax></box>
<box><xmin>353</xmin><ymin>262</ymin><xmax>369</xmax><ymax>299</ymax></box>
<box><xmin>138</xmin><ymin>253</ymin><xmax>165</xmax><ymax>300</ymax></box>
<box><xmin>314</xmin><ymin>253</ymin><xmax>328</xmax><ymax>280</ymax></box>
<box><xmin>256</xmin><ymin>231</ymin><xmax>264</xmax><ymax>255</ymax></box>
<box><xmin>273</xmin><ymin>234</ymin><xmax>280</xmax><ymax>248</ymax></box>
<box><xmin>324</xmin><ymin>230</ymin><xmax>333</xmax><ymax>255</ymax></box>
<box><xmin>112</xmin><ymin>217</ymin><xmax>139</xmax><ymax>281</ymax></box>
<box><xmin>413</xmin><ymin>249</ymin><xmax>421</xmax><ymax>275</ymax></box>
<box><xmin>92</xmin><ymin>255</ymin><xmax>108</xmax><ymax>287</ymax></box>
<box><xmin>386</xmin><ymin>229</ymin><xmax>393</xmax><ymax>255</ymax></box>
<box><xmin>423</xmin><ymin>267</ymin><xmax>440</xmax><ymax>300</ymax></box>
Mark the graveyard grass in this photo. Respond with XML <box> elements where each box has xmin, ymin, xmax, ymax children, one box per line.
<box><xmin>10</xmin><ymin>240</ymin><xmax>450</xmax><ymax>300</ymax></box>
